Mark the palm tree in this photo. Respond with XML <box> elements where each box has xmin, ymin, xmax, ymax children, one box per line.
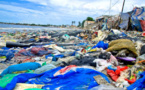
<box><xmin>74</xmin><ymin>21</ymin><xmax>75</xmax><ymax>25</ymax></box>
<box><xmin>72</xmin><ymin>21</ymin><xmax>75</xmax><ymax>25</ymax></box>
<box><xmin>72</xmin><ymin>21</ymin><xmax>73</xmax><ymax>25</ymax></box>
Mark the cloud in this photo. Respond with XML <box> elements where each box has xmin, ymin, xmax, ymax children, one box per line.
<box><xmin>0</xmin><ymin>4</ymin><xmax>43</xmax><ymax>14</ymax></box>
<box><xmin>22</xmin><ymin>0</ymin><xmax>48</xmax><ymax>6</ymax></box>
<box><xmin>22</xmin><ymin>0</ymin><xmax>145</xmax><ymax>17</ymax></box>
<box><xmin>0</xmin><ymin>0</ymin><xmax>145</xmax><ymax>25</ymax></box>
<box><xmin>23</xmin><ymin>0</ymin><xmax>139</xmax><ymax>17</ymax></box>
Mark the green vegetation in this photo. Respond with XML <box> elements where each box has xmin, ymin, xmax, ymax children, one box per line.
<box><xmin>72</xmin><ymin>21</ymin><xmax>75</xmax><ymax>25</ymax></box>
<box><xmin>86</xmin><ymin>17</ymin><xmax>95</xmax><ymax>21</ymax></box>
<box><xmin>77</xmin><ymin>21</ymin><xmax>82</xmax><ymax>27</ymax></box>
<box><xmin>81</xmin><ymin>17</ymin><xmax>95</xmax><ymax>28</ymax></box>
<box><xmin>82</xmin><ymin>20</ymin><xmax>86</xmax><ymax>28</ymax></box>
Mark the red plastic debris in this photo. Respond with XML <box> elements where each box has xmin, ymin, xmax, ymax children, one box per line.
<box><xmin>115</xmin><ymin>66</ymin><xmax>128</xmax><ymax>75</ymax></box>
<box><xmin>107</xmin><ymin>69</ymin><xmax>119</xmax><ymax>81</ymax></box>
<box><xmin>125</xmin><ymin>74</ymin><xmax>136</xmax><ymax>84</ymax></box>
<box><xmin>59</xmin><ymin>65</ymin><xmax>77</xmax><ymax>73</ymax></box>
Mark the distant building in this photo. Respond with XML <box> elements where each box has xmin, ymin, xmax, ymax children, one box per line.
<box><xmin>95</xmin><ymin>15</ymin><xmax>112</xmax><ymax>23</ymax></box>
<box><xmin>66</xmin><ymin>25</ymin><xmax>70</xmax><ymax>28</ymax></box>
<box><xmin>71</xmin><ymin>25</ymin><xmax>77</xmax><ymax>27</ymax></box>
<box><xmin>84</xmin><ymin>21</ymin><xmax>95</xmax><ymax>29</ymax></box>
<box><xmin>95</xmin><ymin>15</ymin><xmax>119</xmax><ymax>29</ymax></box>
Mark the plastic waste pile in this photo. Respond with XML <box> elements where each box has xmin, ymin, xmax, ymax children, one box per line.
<box><xmin>0</xmin><ymin>29</ymin><xmax>144</xmax><ymax>90</ymax></box>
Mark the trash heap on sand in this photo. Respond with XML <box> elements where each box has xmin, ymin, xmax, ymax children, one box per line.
<box><xmin>0</xmin><ymin>28</ymin><xmax>144</xmax><ymax>90</ymax></box>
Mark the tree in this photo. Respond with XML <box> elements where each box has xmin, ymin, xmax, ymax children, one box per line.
<box><xmin>71</xmin><ymin>21</ymin><xmax>75</xmax><ymax>25</ymax></box>
<box><xmin>74</xmin><ymin>21</ymin><xmax>75</xmax><ymax>25</ymax></box>
<box><xmin>81</xmin><ymin>17</ymin><xmax>94</xmax><ymax>28</ymax></box>
<box><xmin>82</xmin><ymin>20</ymin><xmax>86</xmax><ymax>28</ymax></box>
<box><xmin>72</xmin><ymin>21</ymin><xmax>73</xmax><ymax>25</ymax></box>
<box><xmin>78</xmin><ymin>21</ymin><xmax>81</xmax><ymax>27</ymax></box>
<box><xmin>86</xmin><ymin>17</ymin><xmax>94</xmax><ymax>21</ymax></box>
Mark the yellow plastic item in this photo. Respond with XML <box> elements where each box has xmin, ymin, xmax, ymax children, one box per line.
<box><xmin>88</xmin><ymin>49</ymin><xmax>97</xmax><ymax>52</ymax></box>
<box><xmin>87</xmin><ymin>48</ymin><xmax>102</xmax><ymax>52</ymax></box>
<box><xmin>12</xmin><ymin>70</ymin><xmax>27</xmax><ymax>74</ymax></box>
<box><xmin>0</xmin><ymin>56</ymin><xmax>6</xmax><ymax>59</ymax></box>
<box><xmin>14</xmin><ymin>83</ymin><xmax>44</xmax><ymax>90</ymax></box>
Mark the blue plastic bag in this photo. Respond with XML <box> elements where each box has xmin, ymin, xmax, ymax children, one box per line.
<box><xmin>0</xmin><ymin>50</ymin><xmax>17</xmax><ymax>61</ymax></box>
<box><xmin>92</xmin><ymin>41</ymin><xmax>108</xmax><ymax>50</ymax></box>
<box><xmin>76</xmin><ymin>43</ymin><xmax>89</xmax><ymax>46</ymax></box>
<box><xmin>45</xmin><ymin>54</ymin><xmax>53</xmax><ymax>59</ymax></box>
<box><xmin>52</xmin><ymin>54</ymin><xmax>64</xmax><ymax>61</ymax></box>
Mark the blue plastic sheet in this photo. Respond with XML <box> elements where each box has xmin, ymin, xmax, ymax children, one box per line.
<box><xmin>71</xmin><ymin>51</ymin><xmax>76</xmax><ymax>56</ymax></box>
<box><xmin>76</xmin><ymin>43</ymin><xmax>89</xmax><ymax>46</ymax></box>
<box><xmin>127</xmin><ymin>71</ymin><xmax>145</xmax><ymax>90</ymax></box>
<box><xmin>1</xmin><ymin>47</ymin><xmax>10</xmax><ymax>50</ymax></box>
<box><xmin>131</xmin><ymin>7</ymin><xmax>145</xmax><ymax>20</ymax></box>
<box><xmin>0</xmin><ymin>67</ymin><xmax>110</xmax><ymax>90</ymax></box>
<box><xmin>130</xmin><ymin>7</ymin><xmax>145</xmax><ymax>31</ymax></box>
<box><xmin>0</xmin><ymin>62</ymin><xmax>41</xmax><ymax>77</ymax></box>
<box><xmin>92</xmin><ymin>41</ymin><xmax>108</xmax><ymax>50</ymax></box>
<box><xmin>30</xmin><ymin>67</ymin><xmax>110</xmax><ymax>90</ymax></box>
<box><xmin>131</xmin><ymin>20</ymin><xmax>142</xmax><ymax>32</ymax></box>
<box><xmin>119</xmin><ymin>13</ymin><xmax>130</xmax><ymax>29</ymax></box>
<box><xmin>0</xmin><ymin>50</ymin><xmax>17</xmax><ymax>61</ymax></box>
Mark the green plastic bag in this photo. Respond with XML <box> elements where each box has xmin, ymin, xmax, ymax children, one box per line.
<box><xmin>0</xmin><ymin>74</ymin><xmax>17</xmax><ymax>88</ymax></box>
<box><xmin>25</xmin><ymin>88</ymin><xmax>45</xmax><ymax>90</ymax></box>
<box><xmin>42</xmin><ymin>62</ymin><xmax>47</xmax><ymax>66</ymax></box>
<box><xmin>26</xmin><ymin>69</ymin><xmax>34</xmax><ymax>73</ymax></box>
<box><xmin>86</xmin><ymin>47</ymin><xmax>91</xmax><ymax>51</ymax></box>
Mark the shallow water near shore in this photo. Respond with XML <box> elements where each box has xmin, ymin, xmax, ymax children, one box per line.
<box><xmin>0</xmin><ymin>23</ymin><xmax>80</xmax><ymax>32</ymax></box>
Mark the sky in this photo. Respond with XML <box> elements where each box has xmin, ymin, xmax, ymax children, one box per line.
<box><xmin>0</xmin><ymin>0</ymin><xmax>145</xmax><ymax>25</ymax></box>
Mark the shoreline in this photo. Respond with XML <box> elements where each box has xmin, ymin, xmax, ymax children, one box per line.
<box><xmin>0</xmin><ymin>27</ymin><xmax>83</xmax><ymax>32</ymax></box>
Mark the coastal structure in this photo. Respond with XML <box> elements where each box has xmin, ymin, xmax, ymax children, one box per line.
<box><xmin>84</xmin><ymin>6</ymin><xmax>145</xmax><ymax>31</ymax></box>
<box><xmin>84</xmin><ymin>21</ymin><xmax>95</xmax><ymax>29</ymax></box>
